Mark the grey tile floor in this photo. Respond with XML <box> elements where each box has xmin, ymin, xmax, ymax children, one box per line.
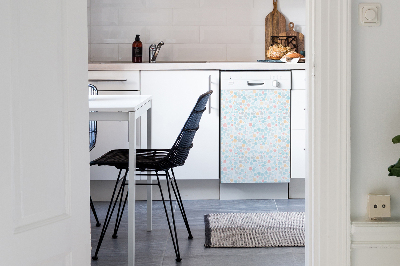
<box><xmin>91</xmin><ymin>199</ymin><xmax>305</xmax><ymax>266</ymax></box>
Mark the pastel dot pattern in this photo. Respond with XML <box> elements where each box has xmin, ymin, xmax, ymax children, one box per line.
<box><xmin>220</xmin><ymin>89</ymin><xmax>290</xmax><ymax>183</ymax></box>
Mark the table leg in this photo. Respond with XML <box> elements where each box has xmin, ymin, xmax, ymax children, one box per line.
<box><xmin>128</xmin><ymin>112</ymin><xmax>136</xmax><ymax>266</ymax></box>
<box><xmin>147</xmin><ymin>105</ymin><xmax>153</xmax><ymax>232</ymax></box>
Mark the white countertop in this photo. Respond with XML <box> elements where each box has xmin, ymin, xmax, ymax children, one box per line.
<box><xmin>89</xmin><ymin>62</ymin><xmax>306</xmax><ymax>71</ymax></box>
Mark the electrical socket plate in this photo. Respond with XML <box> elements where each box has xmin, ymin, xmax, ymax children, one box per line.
<box><xmin>368</xmin><ymin>194</ymin><xmax>391</xmax><ymax>219</ymax></box>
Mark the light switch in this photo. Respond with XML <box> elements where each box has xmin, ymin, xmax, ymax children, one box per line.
<box><xmin>359</xmin><ymin>3</ymin><xmax>381</xmax><ymax>26</ymax></box>
<box><xmin>364</xmin><ymin>9</ymin><xmax>376</xmax><ymax>21</ymax></box>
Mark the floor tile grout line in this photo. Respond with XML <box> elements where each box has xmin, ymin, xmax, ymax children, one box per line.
<box><xmin>273</xmin><ymin>199</ymin><xmax>279</xmax><ymax>211</ymax></box>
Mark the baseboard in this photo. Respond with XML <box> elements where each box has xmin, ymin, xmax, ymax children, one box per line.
<box><xmin>352</xmin><ymin>219</ymin><xmax>400</xmax><ymax>247</ymax></box>
<box><xmin>351</xmin><ymin>219</ymin><xmax>400</xmax><ymax>266</ymax></box>
<box><xmin>90</xmin><ymin>179</ymin><xmax>220</xmax><ymax>201</ymax></box>
<box><xmin>219</xmin><ymin>183</ymin><xmax>289</xmax><ymax>200</ymax></box>
<box><xmin>289</xmin><ymin>178</ymin><xmax>305</xmax><ymax>198</ymax></box>
<box><xmin>91</xmin><ymin>179</ymin><xmax>305</xmax><ymax>201</ymax></box>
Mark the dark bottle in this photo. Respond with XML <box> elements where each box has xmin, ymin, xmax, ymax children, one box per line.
<box><xmin>132</xmin><ymin>35</ymin><xmax>142</xmax><ymax>63</ymax></box>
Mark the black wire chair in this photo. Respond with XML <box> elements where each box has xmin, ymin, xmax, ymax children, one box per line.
<box><xmin>89</xmin><ymin>84</ymin><xmax>101</xmax><ymax>228</ymax></box>
<box><xmin>89</xmin><ymin>84</ymin><xmax>98</xmax><ymax>152</ymax></box>
<box><xmin>90</xmin><ymin>90</ymin><xmax>213</xmax><ymax>262</ymax></box>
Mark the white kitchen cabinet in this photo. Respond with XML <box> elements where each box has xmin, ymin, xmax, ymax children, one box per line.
<box><xmin>88</xmin><ymin>71</ymin><xmax>140</xmax><ymax>91</ymax></box>
<box><xmin>291</xmin><ymin>130</ymin><xmax>306</xmax><ymax>179</ymax></box>
<box><xmin>291</xmin><ymin>70</ymin><xmax>306</xmax><ymax>90</ymax></box>
<box><xmin>141</xmin><ymin>70</ymin><xmax>219</xmax><ymax>180</ymax></box>
<box><xmin>291</xmin><ymin>90</ymin><xmax>306</xmax><ymax>130</ymax></box>
<box><xmin>291</xmin><ymin>70</ymin><xmax>306</xmax><ymax>180</ymax></box>
<box><xmin>88</xmin><ymin>71</ymin><xmax>141</xmax><ymax>180</ymax></box>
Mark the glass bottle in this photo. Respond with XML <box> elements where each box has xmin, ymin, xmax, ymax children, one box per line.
<box><xmin>132</xmin><ymin>35</ymin><xmax>142</xmax><ymax>63</ymax></box>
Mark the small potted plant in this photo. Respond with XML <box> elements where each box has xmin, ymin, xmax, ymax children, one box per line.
<box><xmin>388</xmin><ymin>135</ymin><xmax>400</xmax><ymax>176</ymax></box>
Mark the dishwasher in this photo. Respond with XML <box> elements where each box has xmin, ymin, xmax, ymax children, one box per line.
<box><xmin>220</xmin><ymin>71</ymin><xmax>291</xmax><ymax>183</ymax></box>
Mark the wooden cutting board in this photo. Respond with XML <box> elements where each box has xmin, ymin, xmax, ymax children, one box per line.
<box><xmin>280</xmin><ymin>22</ymin><xmax>304</xmax><ymax>52</ymax></box>
<box><xmin>265</xmin><ymin>0</ymin><xmax>286</xmax><ymax>59</ymax></box>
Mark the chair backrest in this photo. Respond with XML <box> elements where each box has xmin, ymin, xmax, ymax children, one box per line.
<box><xmin>89</xmin><ymin>84</ymin><xmax>98</xmax><ymax>151</ymax></box>
<box><xmin>162</xmin><ymin>90</ymin><xmax>213</xmax><ymax>169</ymax></box>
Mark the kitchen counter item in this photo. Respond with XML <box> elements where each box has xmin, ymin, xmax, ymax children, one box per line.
<box><xmin>132</xmin><ymin>35</ymin><xmax>142</xmax><ymax>63</ymax></box>
<box><xmin>279</xmin><ymin>22</ymin><xmax>304</xmax><ymax>53</ymax></box>
<box><xmin>265</xmin><ymin>0</ymin><xmax>287</xmax><ymax>59</ymax></box>
<box><xmin>257</xmin><ymin>59</ymin><xmax>284</xmax><ymax>63</ymax></box>
<box><xmin>266</xmin><ymin>44</ymin><xmax>292</xmax><ymax>60</ymax></box>
<box><xmin>149</xmin><ymin>41</ymin><xmax>164</xmax><ymax>63</ymax></box>
<box><xmin>271</xmin><ymin>36</ymin><xmax>298</xmax><ymax>53</ymax></box>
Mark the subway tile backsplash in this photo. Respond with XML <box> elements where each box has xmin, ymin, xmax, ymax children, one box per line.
<box><xmin>147</xmin><ymin>26</ymin><xmax>200</xmax><ymax>44</ymax></box>
<box><xmin>88</xmin><ymin>0</ymin><xmax>305</xmax><ymax>62</ymax></box>
<box><xmin>172</xmin><ymin>8</ymin><xmax>227</xmax><ymax>26</ymax></box>
<box><xmin>145</xmin><ymin>0</ymin><xmax>199</xmax><ymax>9</ymax></box>
<box><xmin>91</xmin><ymin>44</ymin><xmax>119</xmax><ymax>62</ymax></box>
<box><xmin>91</xmin><ymin>26</ymin><xmax>146</xmax><ymax>43</ymax></box>
<box><xmin>119</xmin><ymin>8</ymin><xmax>173</xmax><ymax>26</ymax></box>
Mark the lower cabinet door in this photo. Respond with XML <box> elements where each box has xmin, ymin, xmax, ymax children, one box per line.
<box><xmin>291</xmin><ymin>90</ymin><xmax>306</xmax><ymax>130</ymax></box>
<box><xmin>141</xmin><ymin>70</ymin><xmax>219</xmax><ymax>180</ymax></box>
<box><xmin>291</xmin><ymin>129</ymin><xmax>306</xmax><ymax>179</ymax></box>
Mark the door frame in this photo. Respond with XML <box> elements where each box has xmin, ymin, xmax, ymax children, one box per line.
<box><xmin>306</xmin><ymin>0</ymin><xmax>351</xmax><ymax>265</ymax></box>
<box><xmin>83</xmin><ymin>0</ymin><xmax>353</xmax><ymax>264</ymax></box>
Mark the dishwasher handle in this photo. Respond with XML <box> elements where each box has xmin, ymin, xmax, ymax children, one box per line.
<box><xmin>247</xmin><ymin>81</ymin><xmax>265</xmax><ymax>86</ymax></box>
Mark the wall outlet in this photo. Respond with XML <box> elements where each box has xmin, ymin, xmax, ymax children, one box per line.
<box><xmin>367</xmin><ymin>194</ymin><xmax>391</xmax><ymax>219</ymax></box>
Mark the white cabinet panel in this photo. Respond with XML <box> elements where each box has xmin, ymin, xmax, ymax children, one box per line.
<box><xmin>292</xmin><ymin>70</ymin><xmax>306</xmax><ymax>90</ymax></box>
<box><xmin>291</xmin><ymin>129</ymin><xmax>306</xmax><ymax>179</ymax></box>
<box><xmin>291</xmin><ymin>69</ymin><xmax>306</xmax><ymax>182</ymax></box>
<box><xmin>141</xmin><ymin>70</ymin><xmax>219</xmax><ymax>180</ymax></box>
<box><xmin>291</xmin><ymin>90</ymin><xmax>306</xmax><ymax>130</ymax></box>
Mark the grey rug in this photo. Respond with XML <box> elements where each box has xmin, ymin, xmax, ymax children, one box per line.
<box><xmin>204</xmin><ymin>212</ymin><xmax>305</xmax><ymax>248</ymax></box>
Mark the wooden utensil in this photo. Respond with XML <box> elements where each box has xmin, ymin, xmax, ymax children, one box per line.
<box><xmin>280</xmin><ymin>22</ymin><xmax>304</xmax><ymax>52</ymax></box>
<box><xmin>265</xmin><ymin>0</ymin><xmax>287</xmax><ymax>59</ymax></box>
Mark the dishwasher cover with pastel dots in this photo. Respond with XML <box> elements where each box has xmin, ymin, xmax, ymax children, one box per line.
<box><xmin>220</xmin><ymin>71</ymin><xmax>291</xmax><ymax>183</ymax></box>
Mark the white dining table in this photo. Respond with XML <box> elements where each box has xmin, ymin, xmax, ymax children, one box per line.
<box><xmin>89</xmin><ymin>94</ymin><xmax>152</xmax><ymax>266</ymax></box>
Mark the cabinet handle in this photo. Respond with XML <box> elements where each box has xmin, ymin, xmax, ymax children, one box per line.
<box><xmin>88</xmin><ymin>79</ymin><xmax>127</xmax><ymax>82</ymax></box>
<box><xmin>247</xmin><ymin>81</ymin><xmax>264</xmax><ymax>86</ymax></box>
<box><xmin>208</xmin><ymin>75</ymin><xmax>212</xmax><ymax>114</ymax></box>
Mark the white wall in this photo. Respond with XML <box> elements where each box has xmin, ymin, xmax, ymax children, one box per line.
<box><xmin>351</xmin><ymin>0</ymin><xmax>400</xmax><ymax>220</ymax></box>
<box><xmin>351</xmin><ymin>1</ymin><xmax>400</xmax><ymax>264</ymax></box>
<box><xmin>87</xmin><ymin>0</ymin><xmax>305</xmax><ymax>62</ymax></box>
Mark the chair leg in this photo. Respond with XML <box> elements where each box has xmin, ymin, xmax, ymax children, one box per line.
<box><xmin>165</xmin><ymin>171</ymin><xmax>181</xmax><ymax>261</ymax></box>
<box><xmin>92</xmin><ymin>169</ymin><xmax>128</xmax><ymax>261</ymax></box>
<box><xmin>156</xmin><ymin>171</ymin><xmax>182</xmax><ymax>262</ymax></box>
<box><xmin>112</xmin><ymin>178</ymin><xmax>128</xmax><ymax>239</ymax></box>
<box><xmin>90</xmin><ymin>196</ymin><xmax>101</xmax><ymax>227</ymax></box>
<box><xmin>168</xmin><ymin>169</ymin><xmax>193</xmax><ymax>239</ymax></box>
